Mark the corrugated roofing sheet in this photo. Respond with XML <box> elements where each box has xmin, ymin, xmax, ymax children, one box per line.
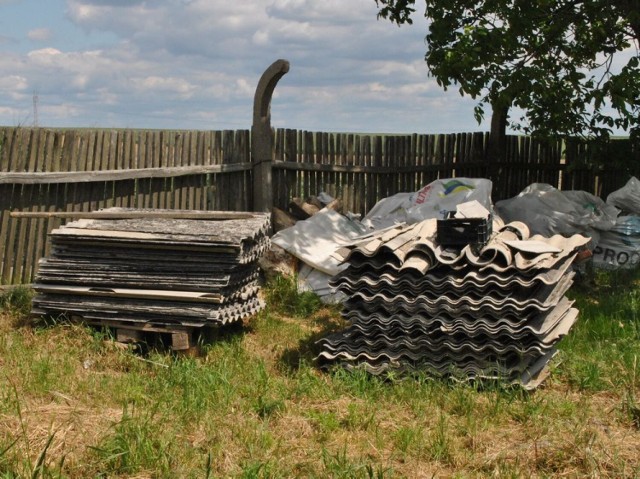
<box><xmin>31</xmin><ymin>208</ymin><xmax>270</xmax><ymax>329</ymax></box>
<box><xmin>317</xmin><ymin>217</ymin><xmax>589</xmax><ymax>389</ymax></box>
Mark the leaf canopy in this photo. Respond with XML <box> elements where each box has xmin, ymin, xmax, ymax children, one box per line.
<box><xmin>376</xmin><ymin>0</ymin><xmax>640</xmax><ymax>139</ymax></box>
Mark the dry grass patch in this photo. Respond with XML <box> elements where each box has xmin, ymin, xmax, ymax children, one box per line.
<box><xmin>0</xmin><ymin>397</ymin><xmax>123</xmax><ymax>473</ymax></box>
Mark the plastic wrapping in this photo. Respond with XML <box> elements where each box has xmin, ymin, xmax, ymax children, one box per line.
<box><xmin>362</xmin><ymin>178</ymin><xmax>493</xmax><ymax>230</ymax></box>
<box><xmin>494</xmin><ymin>184</ymin><xmax>618</xmax><ymax>246</ymax></box>
<box><xmin>592</xmin><ymin>216</ymin><xmax>640</xmax><ymax>269</ymax></box>
<box><xmin>606</xmin><ymin>177</ymin><xmax>640</xmax><ymax>215</ymax></box>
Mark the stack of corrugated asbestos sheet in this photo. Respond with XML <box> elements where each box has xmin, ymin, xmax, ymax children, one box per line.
<box><xmin>31</xmin><ymin>208</ymin><xmax>270</xmax><ymax>330</ymax></box>
<box><xmin>317</xmin><ymin>219</ymin><xmax>590</xmax><ymax>388</ymax></box>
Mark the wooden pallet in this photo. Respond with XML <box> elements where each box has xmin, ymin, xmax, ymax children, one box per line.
<box><xmin>70</xmin><ymin>314</ymin><xmax>203</xmax><ymax>353</ymax></box>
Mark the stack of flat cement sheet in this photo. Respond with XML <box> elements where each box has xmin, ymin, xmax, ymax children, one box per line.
<box><xmin>317</xmin><ymin>218</ymin><xmax>589</xmax><ymax>389</ymax></box>
<box><xmin>32</xmin><ymin>208</ymin><xmax>270</xmax><ymax>329</ymax></box>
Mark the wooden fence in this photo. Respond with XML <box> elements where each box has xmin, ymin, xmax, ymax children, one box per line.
<box><xmin>272</xmin><ymin>130</ymin><xmax>636</xmax><ymax>217</ymax></box>
<box><xmin>273</xmin><ymin>130</ymin><xmax>489</xmax><ymax>218</ymax></box>
<box><xmin>0</xmin><ymin>127</ymin><xmax>252</xmax><ymax>285</ymax></box>
<box><xmin>1</xmin><ymin>125</ymin><xmax>637</xmax><ymax>285</ymax></box>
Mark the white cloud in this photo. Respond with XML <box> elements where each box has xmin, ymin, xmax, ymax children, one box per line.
<box><xmin>0</xmin><ymin>0</ymin><xmax>488</xmax><ymax>133</ymax></box>
<box><xmin>252</xmin><ymin>29</ymin><xmax>269</xmax><ymax>46</ymax></box>
<box><xmin>27</xmin><ymin>28</ymin><xmax>53</xmax><ymax>41</ymax></box>
<box><xmin>268</xmin><ymin>0</ymin><xmax>373</xmax><ymax>24</ymax></box>
<box><xmin>92</xmin><ymin>87</ymin><xmax>119</xmax><ymax>105</ymax></box>
<box><xmin>23</xmin><ymin>48</ymin><xmax>126</xmax><ymax>95</ymax></box>
<box><xmin>41</xmin><ymin>102</ymin><xmax>83</xmax><ymax>118</ymax></box>
<box><xmin>0</xmin><ymin>75</ymin><xmax>29</xmax><ymax>92</ymax></box>
<box><xmin>129</xmin><ymin>76</ymin><xmax>197</xmax><ymax>98</ymax></box>
<box><xmin>235</xmin><ymin>78</ymin><xmax>254</xmax><ymax>97</ymax></box>
<box><xmin>0</xmin><ymin>106</ymin><xmax>20</xmax><ymax>115</ymax></box>
<box><xmin>27</xmin><ymin>47</ymin><xmax>63</xmax><ymax>63</ymax></box>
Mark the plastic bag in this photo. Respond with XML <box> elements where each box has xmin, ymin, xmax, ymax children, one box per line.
<box><xmin>592</xmin><ymin>216</ymin><xmax>640</xmax><ymax>269</ymax></box>
<box><xmin>606</xmin><ymin>177</ymin><xmax>640</xmax><ymax>215</ymax></box>
<box><xmin>562</xmin><ymin>190</ymin><xmax>619</xmax><ymax>231</ymax></box>
<box><xmin>362</xmin><ymin>178</ymin><xmax>493</xmax><ymax>230</ymax></box>
<box><xmin>494</xmin><ymin>184</ymin><xmax>618</xmax><ymax>245</ymax></box>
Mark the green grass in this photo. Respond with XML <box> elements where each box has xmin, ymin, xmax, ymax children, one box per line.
<box><xmin>562</xmin><ymin>268</ymin><xmax>640</xmax><ymax>391</ymax></box>
<box><xmin>263</xmin><ymin>274</ymin><xmax>324</xmax><ymax>318</ymax></box>
<box><xmin>0</xmin><ymin>285</ymin><xmax>34</xmax><ymax>318</ymax></box>
<box><xmin>0</xmin><ymin>269</ymin><xmax>639</xmax><ymax>477</ymax></box>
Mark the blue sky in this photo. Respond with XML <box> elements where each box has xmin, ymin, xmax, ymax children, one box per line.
<box><xmin>0</xmin><ymin>0</ymin><xmax>496</xmax><ymax>133</ymax></box>
<box><xmin>2</xmin><ymin>1</ymin><xmax>633</xmax><ymax>137</ymax></box>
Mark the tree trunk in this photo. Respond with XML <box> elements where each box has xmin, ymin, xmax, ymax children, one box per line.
<box><xmin>487</xmin><ymin>102</ymin><xmax>509</xmax><ymax>183</ymax></box>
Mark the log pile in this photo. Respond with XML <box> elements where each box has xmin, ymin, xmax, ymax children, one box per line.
<box><xmin>272</xmin><ymin>194</ymin><xmax>343</xmax><ymax>233</ymax></box>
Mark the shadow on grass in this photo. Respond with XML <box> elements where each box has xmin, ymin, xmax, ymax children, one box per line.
<box><xmin>571</xmin><ymin>263</ymin><xmax>640</xmax><ymax>297</ymax></box>
<box><xmin>278</xmin><ymin>308</ymin><xmax>347</xmax><ymax>373</ymax></box>
<box><xmin>120</xmin><ymin>320</ymin><xmax>248</xmax><ymax>358</ymax></box>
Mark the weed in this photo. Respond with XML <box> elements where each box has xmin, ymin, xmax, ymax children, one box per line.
<box><xmin>342</xmin><ymin>402</ymin><xmax>376</xmax><ymax>431</ymax></box>
<box><xmin>331</xmin><ymin>367</ymin><xmax>385</xmax><ymax>400</ymax></box>
<box><xmin>149</xmin><ymin>356</ymin><xmax>236</xmax><ymax>418</ymax></box>
<box><xmin>364</xmin><ymin>463</ymin><xmax>393</xmax><ymax>479</ymax></box>
<box><xmin>30</xmin><ymin>430</ymin><xmax>59</xmax><ymax>479</ymax></box>
<box><xmin>481</xmin><ymin>456</ymin><xmax>524</xmax><ymax>478</ymax></box>
<box><xmin>427</xmin><ymin>413</ymin><xmax>452</xmax><ymax>465</ymax></box>
<box><xmin>240</xmin><ymin>459</ymin><xmax>282</xmax><ymax>478</ymax></box>
<box><xmin>0</xmin><ymin>384</ymin><xmax>65</xmax><ymax>478</ymax></box>
<box><xmin>263</xmin><ymin>275</ymin><xmax>322</xmax><ymax>318</ymax></box>
<box><xmin>250</xmin><ymin>361</ymin><xmax>286</xmax><ymax>419</ymax></box>
<box><xmin>394</xmin><ymin>425</ymin><xmax>424</xmax><ymax>457</ymax></box>
<box><xmin>446</xmin><ymin>383</ymin><xmax>477</xmax><ymax>417</ymax></box>
<box><xmin>289</xmin><ymin>363</ymin><xmax>326</xmax><ymax>399</ymax></box>
<box><xmin>0</xmin><ymin>286</ymin><xmax>33</xmax><ymax>318</ymax></box>
<box><xmin>90</xmin><ymin>404</ymin><xmax>174</xmax><ymax>476</ymax></box>
<box><xmin>308</xmin><ymin>410</ymin><xmax>341</xmax><ymax>441</ymax></box>
<box><xmin>321</xmin><ymin>446</ymin><xmax>391</xmax><ymax>479</ymax></box>
<box><xmin>624</xmin><ymin>395</ymin><xmax>640</xmax><ymax>429</ymax></box>
<box><xmin>254</xmin><ymin>394</ymin><xmax>285</xmax><ymax>419</ymax></box>
<box><xmin>562</xmin><ymin>267</ymin><xmax>640</xmax><ymax>392</ymax></box>
<box><xmin>203</xmin><ymin>451</ymin><xmax>213</xmax><ymax>479</ymax></box>
<box><xmin>620</xmin><ymin>355</ymin><xmax>640</xmax><ymax>429</ymax></box>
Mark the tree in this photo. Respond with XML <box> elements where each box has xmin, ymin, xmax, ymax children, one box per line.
<box><xmin>375</xmin><ymin>0</ymin><xmax>640</xmax><ymax>162</ymax></box>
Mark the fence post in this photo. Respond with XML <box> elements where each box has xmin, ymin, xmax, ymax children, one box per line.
<box><xmin>251</xmin><ymin>59</ymin><xmax>290</xmax><ymax>212</ymax></box>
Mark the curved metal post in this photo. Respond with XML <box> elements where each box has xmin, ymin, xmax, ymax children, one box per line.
<box><xmin>251</xmin><ymin>59</ymin><xmax>290</xmax><ymax>212</ymax></box>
